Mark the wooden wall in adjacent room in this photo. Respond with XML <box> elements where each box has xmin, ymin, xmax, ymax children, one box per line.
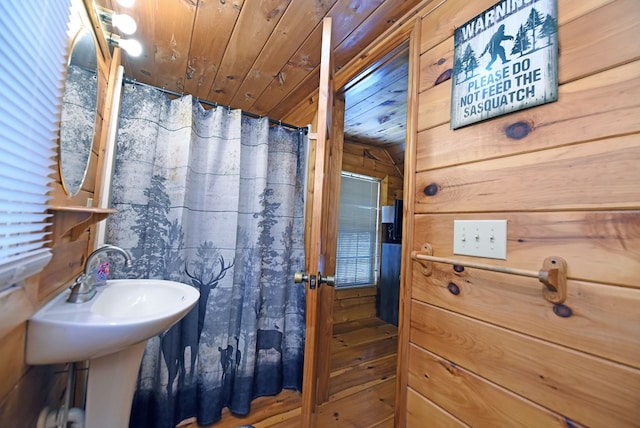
<box><xmin>401</xmin><ymin>0</ymin><xmax>640</xmax><ymax>426</ymax></box>
<box><xmin>342</xmin><ymin>140</ymin><xmax>404</xmax><ymax>206</ymax></box>
<box><xmin>333</xmin><ymin>287</ymin><xmax>378</xmax><ymax>323</ymax></box>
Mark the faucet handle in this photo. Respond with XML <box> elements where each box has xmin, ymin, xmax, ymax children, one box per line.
<box><xmin>69</xmin><ymin>274</ymin><xmax>84</xmax><ymax>289</ymax></box>
<box><xmin>67</xmin><ymin>273</ymin><xmax>96</xmax><ymax>303</ymax></box>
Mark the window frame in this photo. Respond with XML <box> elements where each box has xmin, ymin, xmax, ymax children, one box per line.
<box><xmin>334</xmin><ymin>172</ymin><xmax>381</xmax><ymax>289</ymax></box>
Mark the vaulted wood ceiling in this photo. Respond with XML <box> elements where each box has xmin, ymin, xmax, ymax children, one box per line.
<box><xmin>93</xmin><ymin>0</ymin><xmax>416</xmax><ymax>171</ymax></box>
<box><xmin>342</xmin><ymin>43</ymin><xmax>408</xmax><ymax>170</ymax></box>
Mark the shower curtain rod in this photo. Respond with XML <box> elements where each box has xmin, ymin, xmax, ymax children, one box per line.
<box><xmin>122</xmin><ymin>76</ymin><xmax>307</xmax><ymax>133</ymax></box>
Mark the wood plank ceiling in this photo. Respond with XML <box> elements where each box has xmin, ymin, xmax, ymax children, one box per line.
<box><xmin>94</xmin><ymin>0</ymin><xmax>416</xmax><ymax>171</ymax></box>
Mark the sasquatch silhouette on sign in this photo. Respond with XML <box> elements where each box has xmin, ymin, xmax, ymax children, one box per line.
<box><xmin>480</xmin><ymin>24</ymin><xmax>514</xmax><ymax>71</ymax></box>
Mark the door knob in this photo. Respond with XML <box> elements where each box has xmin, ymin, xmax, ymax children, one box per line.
<box><xmin>294</xmin><ymin>272</ymin><xmax>334</xmax><ymax>289</ymax></box>
<box><xmin>294</xmin><ymin>272</ymin><xmax>308</xmax><ymax>283</ymax></box>
<box><xmin>319</xmin><ymin>274</ymin><xmax>335</xmax><ymax>287</ymax></box>
<box><xmin>294</xmin><ymin>272</ymin><xmax>317</xmax><ymax>289</ymax></box>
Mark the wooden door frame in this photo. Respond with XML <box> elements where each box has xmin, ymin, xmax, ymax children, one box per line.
<box><xmin>327</xmin><ymin>20</ymin><xmax>421</xmax><ymax>428</ymax></box>
<box><xmin>298</xmin><ymin>3</ymin><xmax>427</xmax><ymax>424</ymax></box>
<box><xmin>314</xmin><ymin>92</ymin><xmax>345</xmax><ymax>405</ymax></box>
<box><xmin>300</xmin><ymin>17</ymin><xmax>337</xmax><ymax>427</ymax></box>
<box><xmin>394</xmin><ymin>20</ymin><xmax>419</xmax><ymax>428</ymax></box>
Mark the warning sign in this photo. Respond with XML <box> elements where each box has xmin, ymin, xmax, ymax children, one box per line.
<box><xmin>451</xmin><ymin>0</ymin><xmax>558</xmax><ymax>129</ymax></box>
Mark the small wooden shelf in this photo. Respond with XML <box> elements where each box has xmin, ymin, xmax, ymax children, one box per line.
<box><xmin>49</xmin><ymin>206</ymin><xmax>116</xmax><ymax>241</ymax></box>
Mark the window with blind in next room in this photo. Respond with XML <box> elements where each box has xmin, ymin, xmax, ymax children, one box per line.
<box><xmin>335</xmin><ymin>172</ymin><xmax>381</xmax><ymax>288</ymax></box>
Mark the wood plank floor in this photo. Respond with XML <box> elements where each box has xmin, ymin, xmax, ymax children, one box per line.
<box><xmin>184</xmin><ymin>317</ymin><xmax>398</xmax><ymax>428</ymax></box>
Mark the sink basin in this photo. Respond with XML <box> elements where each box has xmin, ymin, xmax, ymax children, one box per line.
<box><xmin>25</xmin><ymin>278</ymin><xmax>199</xmax><ymax>428</ymax></box>
<box><xmin>26</xmin><ymin>279</ymin><xmax>200</xmax><ymax>365</ymax></box>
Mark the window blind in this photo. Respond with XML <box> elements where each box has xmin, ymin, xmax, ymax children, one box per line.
<box><xmin>335</xmin><ymin>173</ymin><xmax>381</xmax><ymax>288</ymax></box>
<box><xmin>0</xmin><ymin>0</ymin><xmax>72</xmax><ymax>289</ymax></box>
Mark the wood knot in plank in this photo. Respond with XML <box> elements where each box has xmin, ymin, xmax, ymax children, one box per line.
<box><xmin>440</xmin><ymin>360</ymin><xmax>459</xmax><ymax>376</ymax></box>
<box><xmin>447</xmin><ymin>282</ymin><xmax>460</xmax><ymax>295</ymax></box>
<box><xmin>505</xmin><ymin>121</ymin><xmax>532</xmax><ymax>140</ymax></box>
<box><xmin>186</xmin><ymin>65</ymin><xmax>196</xmax><ymax>80</ymax></box>
<box><xmin>423</xmin><ymin>183</ymin><xmax>438</xmax><ymax>196</ymax></box>
<box><xmin>553</xmin><ymin>304</ymin><xmax>573</xmax><ymax>318</ymax></box>
<box><xmin>435</xmin><ymin>69</ymin><xmax>452</xmax><ymax>85</ymax></box>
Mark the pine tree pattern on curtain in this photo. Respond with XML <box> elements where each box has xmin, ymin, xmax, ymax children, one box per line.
<box><xmin>105</xmin><ymin>83</ymin><xmax>307</xmax><ymax>427</ymax></box>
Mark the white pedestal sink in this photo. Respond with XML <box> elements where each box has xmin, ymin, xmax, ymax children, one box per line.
<box><xmin>26</xmin><ymin>279</ymin><xmax>200</xmax><ymax>428</ymax></box>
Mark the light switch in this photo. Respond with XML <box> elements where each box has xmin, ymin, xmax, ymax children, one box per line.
<box><xmin>453</xmin><ymin>220</ymin><xmax>507</xmax><ymax>260</ymax></box>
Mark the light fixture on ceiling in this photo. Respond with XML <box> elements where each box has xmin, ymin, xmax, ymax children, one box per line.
<box><xmin>107</xmin><ymin>34</ymin><xmax>142</xmax><ymax>57</ymax></box>
<box><xmin>97</xmin><ymin>5</ymin><xmax>142</xmax><ymax>57</ymax></box>
<box><xmin>111</xmin><ymin>13</ymin><xmax>137</xmax><ymax>35</ymax></box>
<box><xmin>97</xmin><ymin>7</ymin><xmax>137</xmax><ymax>35</ymax></box>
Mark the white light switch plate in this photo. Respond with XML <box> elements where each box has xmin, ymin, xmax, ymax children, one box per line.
<box><xmin>453</xmin><ymin>220</ymin><xmax>507</xmax><ymax>260</ymax></box>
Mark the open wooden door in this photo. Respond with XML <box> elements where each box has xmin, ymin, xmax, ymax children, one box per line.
<box><xmin>298</xmin><ymin>17</ymin><xmax>344</xmax><ymax>427</ymax></box>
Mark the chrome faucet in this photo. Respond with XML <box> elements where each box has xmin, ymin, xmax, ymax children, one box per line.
<box><xmin>67</xmin><ymin>245</ymin><xmax>133</xmax><ymax>303</ymax></box>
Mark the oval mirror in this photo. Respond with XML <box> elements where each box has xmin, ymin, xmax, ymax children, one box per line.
<box><xmin>59</xmin><ymin>27</ymin><xmax>99</xmax><ymax>196</ymax></box>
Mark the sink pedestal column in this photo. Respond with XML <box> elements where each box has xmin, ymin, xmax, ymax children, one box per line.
<box><xmin>85</xmin><ymin>342</ymin><xmax>147</xmax><ymax>428</ymax></box>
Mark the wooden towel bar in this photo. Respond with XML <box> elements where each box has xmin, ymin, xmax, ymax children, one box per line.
<box><xmin>411</xmin><ymin>244</ymin><xmax>567</xmax><ymax>304</ymax></box>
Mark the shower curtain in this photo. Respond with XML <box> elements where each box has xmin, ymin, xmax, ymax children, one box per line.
<box><xmin>105</xmin><ymin>83</ymin><xmax>307</xmax><ymax>427</ymax></box>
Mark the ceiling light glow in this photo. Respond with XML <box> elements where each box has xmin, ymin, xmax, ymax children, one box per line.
<box><xmin>112</xmin><ymin>13</ymin><xmax>137</xmax><ymax>35</ymax></box>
